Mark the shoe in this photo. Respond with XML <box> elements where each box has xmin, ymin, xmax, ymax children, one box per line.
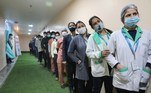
<box><xmin>61</xmin><ymin>84</ymin><xmax>66</xmax><ymax>89</ymax></box>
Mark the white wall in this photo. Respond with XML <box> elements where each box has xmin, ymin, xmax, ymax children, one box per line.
<box><xmin>0</xmin><ymin>18</ymin><xmax>6</xmax><ymax>71</ymax></box>
<box><xmin>48</xmin><ymin>0</ymin><xmax>151</xmax><ymax>33</ymax></box>
<box><xmin>47</xmin><ymin>0</ymin><xmax>151</xmax><ymax>92</ymax></box>
<box><xmin>19</xmin><ymin>34</ymin><xmax>34</xmax><ymax>51</ymax></box>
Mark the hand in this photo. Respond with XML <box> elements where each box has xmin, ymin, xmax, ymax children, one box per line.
<box><xmin>77</xmin><ymin>60</ymin><xmax>81</xmax><ymax>64</ymax></box>
<box><xmin>102</xmin><ymin>50</ymin><xmax>110</xmax><ymax>57</ymax></box>
<box><xmin>116</xmin><ymin>64</ymin><xmax>125</xmax><ymax>70</ymax></box>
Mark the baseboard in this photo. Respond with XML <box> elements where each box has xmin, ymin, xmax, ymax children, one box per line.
<box><xmin>21</xmin><ymin>51</ymin><xmax>30</xmax><ymax>53</ymax></box>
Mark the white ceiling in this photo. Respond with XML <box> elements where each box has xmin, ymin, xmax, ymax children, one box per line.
<box><xmin>0</xmin><ymin>0</ymin><xmax>73</xmax><ymax>35</ymax></box>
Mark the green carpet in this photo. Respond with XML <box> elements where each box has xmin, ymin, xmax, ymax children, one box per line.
<box><xmin>0</xmin><ymin>53</ymin><xmax>68</xmax><ymax>93</ymax></box>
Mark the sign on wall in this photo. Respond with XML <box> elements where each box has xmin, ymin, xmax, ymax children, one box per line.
<box><xmin>15</xmin><ymin>36</ymin><xmax>21</xmax><ymax>56</ymax></box>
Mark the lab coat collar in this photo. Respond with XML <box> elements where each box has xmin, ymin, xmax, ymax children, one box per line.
<box><xmin>122</xmin><ymin>26</ymin><xmax>142</xmax><ymax>43</ymax></box>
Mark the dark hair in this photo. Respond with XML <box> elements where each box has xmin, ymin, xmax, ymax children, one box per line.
<box><xmin>76</xmin><ymin>21</ymin><xmax>86</xmax><ymax>28</ymax></box>
<box><xmin>9</xmin><ymin>34</ymin><xmax>13</xmax><ymax>36</ymax></box>
<box><xmin>47</xmin><ymin>31</ymin><xmax>51</xmax><ymax>34</ymax></box>
<box><xmin>43</xmin><ymin>32</ymin><xmax>47</xmax><ymax>34</ymax></box>
<box><xmin>89</xmin><ymin>16</ymin><xmax>102</xmax><ymax>29</ymax></box>
<box><xmin>51</xmin><ymin>31</ymin><xmax>55</xmax><ymax>35</ymax></box>
<box><xmin>68</xmin><ymin>22</ymin><xmax>75</xmax><ymax>28</ymax></box>
<box><xmin>55</xmin><ymin>32</ymin><xmax>60</xmax><ymax>35</ymax></box>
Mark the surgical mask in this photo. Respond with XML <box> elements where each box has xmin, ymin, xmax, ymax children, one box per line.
<box><xmin>77</xmin><ymin>27</ymin><xmax>87</xmax><ymax>34</ymax></box>
<box><xmin>69</xmin><ymin>27</ymin><xmax>76</xmax><ymax>32</ymax></box>
<box><xmin>47</xmin><ymin>35</ymin><xmax>51</xmax><ymax>37</ymax></box>
<box><xmin>124</xmin><ymin>16</ymin><xmax>140</xmax><ymax>28</ymax></box>
<box><xmin>56</xmin><ymin>36</ymin><xmax>60</xmax><ymax>40</ymax></box>
<box><xmin>62</xmin><ymin>32</ymin><xmax>68</xmax><ymax>36</ymax></box>
<box><xmin>94</xmin><ymin>22</ymin><xmax>104</xmax><ymax>32</ymax></box>
<box><xmin>51</xmin><ymin>35</ymin><xmax>55</xmax><ymax>38</ymax></box>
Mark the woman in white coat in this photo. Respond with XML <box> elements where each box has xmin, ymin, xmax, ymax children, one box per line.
<box><xmin>107</xmin><ymin>4</ymin><xmax>151</xmax><ymax>93</ymax></box>
<box><xmin>86</xmin><ymin>16</ymin><xmax>113</xmax><ymax>93</ymax></box>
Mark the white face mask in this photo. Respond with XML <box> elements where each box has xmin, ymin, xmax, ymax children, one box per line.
<box><xmin>62</xmin><ymin>32</ymin><xmax>68</xmax><ymax>36</ymax></box>
<box><xmin>77</xmin><ymin>27</ymin><xmax>87</xmax><ymax>34</ymax></box>
<box><xmin>56</xmin><ymin>36</ymin><xmax>61</xmax><ymax>39</ymax></box>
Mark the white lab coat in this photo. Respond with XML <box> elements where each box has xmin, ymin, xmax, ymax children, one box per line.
<box><xmin>86</xmin><ymin>32</ymin><xmax>110</xmax><ymax>77</ymax></box>
<box><xmin>106</xmin><ymin>29</ymin><xmax>151</xmax><ymax>91</ymax></box>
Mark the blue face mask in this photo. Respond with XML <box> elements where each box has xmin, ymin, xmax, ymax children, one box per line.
<box><xmin>124</xmin><ymin>16</ymin><xmax>140</xmax><ymax>28</ymax></box>
<box><xmin>94</xmin><ymin>22</ymin><xmax>104</xmax><ymax>32</ymax></box>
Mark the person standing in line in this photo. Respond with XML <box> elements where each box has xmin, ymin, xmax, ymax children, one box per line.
<box><xmin>35</xmin><ymin>35</ymin><xmax>39</xmax><ymax>59</ymax></box>
<box><xmin>68</xmin><ymin>21</ymin><xmax>92</xmax><ymax>93</ymax></box>
<box><xmin>86</xmin><ymin>16</ymin><xmax>113</xmax><ymax>93</ymax></box>
<box><xmin>107</xmin><ymin>4</ymin><xmax>151</xmax><ymax>93</ymax></box>
<box><xmin>51</xmin><ymin>32</ymin><xmax>60</xmax><ymax>80</ymax></box>
<box><xmin>41</xmin><ymin>32</ymin><xmax>48</xmax><ymax>67</ymax></box>
<box><xmin>41</xmin><ymin>31</ymin><xmax>52</xmax><ymax>70</ymax></box>
<box><xmin>57</xmin><ymin>29</ymin><xmax>68</xmax><ymax>88</ymax></box>
<box><xmin>62</xmin><ymin>22</ymin><xmax>78</xmax><ymax>93</ymax></box>
<box><xmin>29</xmin><ymin>40</ymin><xmax>33</xmax><ymax>55</ymax></box>
<box><xmin>37</xmin><ymin>35</ymin><xmax>43</xmax><ymax>64</ymax></box>
<box><xmin>48</xmin><ymin>31</ymin><xmax>55</xmax><ymax>73</ymax></box>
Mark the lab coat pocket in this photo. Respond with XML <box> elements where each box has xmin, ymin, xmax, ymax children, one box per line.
<box><xmin>139</xmin><ymin>68</ymin><xmax>151</xmax><ymax>90</ymax></box>
<box><xmin>116</xmin><ymin>67</ymin><xmax>131</xmax><ymax>84</ymax></box>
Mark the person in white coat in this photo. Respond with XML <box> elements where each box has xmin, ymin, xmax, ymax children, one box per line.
<box><xmin>86</xmin><ymin>16</ymin><xmax>113</xmax><ymax>93</ymax></box>
<box><xmin>107</xmin><ymin>4</ymin><xmax>151</xmax><ymax>93</ymax></box>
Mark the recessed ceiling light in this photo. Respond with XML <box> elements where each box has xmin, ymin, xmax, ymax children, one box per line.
<box><xmin>28</xmin><ymin>29</ymin><xmax>32</xmax><ymax>31</ymax></box>
<box><xmin>46</xmin><ymin>2</ymin><xmax>53</xmax><ymax>7</ymax></box>
<box><xmin>28</xmin><ymin>32</ymin><xmax>31</xmax><ymax>35</ymax></box>
<box><xmin>28</xmin><ymin>25</ymin><xmax>33</xmax><ymax>27</ymax></box>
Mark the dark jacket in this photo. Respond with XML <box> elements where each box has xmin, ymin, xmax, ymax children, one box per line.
<box><xmin>62</xmin><ymin>34</ymin><xmax>75</xmax><ymax>62</ymax></box>
<box><xmin>41</xmin><ymin>36</ymin><xmax>51</xmax><ymax>52</ymax></box>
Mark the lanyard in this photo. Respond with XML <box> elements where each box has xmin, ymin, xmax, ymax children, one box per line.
<box><xmin>98</xmin><ymin>34</ymin><xmax>110</xmax><ymax>45</ymax></box>
<box><xmin>122</xmin><ymin>29</ymin><xmax>140</xmax><ymax>58</ymax></box>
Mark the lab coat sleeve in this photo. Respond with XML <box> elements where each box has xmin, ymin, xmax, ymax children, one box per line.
<box><xmin>106</xmin><ymin>33</ymin><xmax>119</xmax><ymax>68</ymax></box>
<box><xmin>86</xmin><ymin>36</ymin><xmax>102</xmax><ymax>59</ymax></box>
<box><xmin>146</xmin><ymin>32</ymin><xmax>151</xmax><ymax>68</ymax></box>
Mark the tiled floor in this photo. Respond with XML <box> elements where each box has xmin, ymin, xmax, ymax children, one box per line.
<box><xmin>0</xmin><ymin>58</ymin><xmax>17</xmax><ymax>88</ymax></box>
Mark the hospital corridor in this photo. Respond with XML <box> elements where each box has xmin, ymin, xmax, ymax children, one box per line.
<box><xmin>0</xmin><ymin>0</ymin><xmax>151</xmax><ymax>93</ymax></box>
